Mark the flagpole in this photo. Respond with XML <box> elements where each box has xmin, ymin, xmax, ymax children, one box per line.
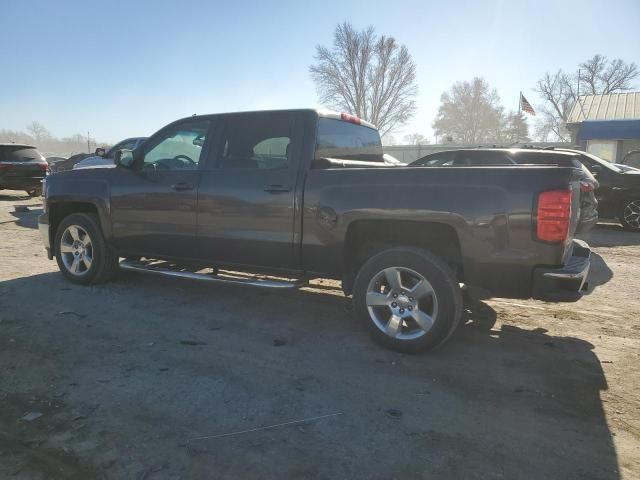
<box><xmin>518</xmin><ymin>91</ymin><xmax>521</xmax><ymax>115</ymax></box>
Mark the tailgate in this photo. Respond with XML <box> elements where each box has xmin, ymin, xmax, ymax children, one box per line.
<box><xmin>563</xmin><ymin>171</ymin><xmax>584</xmax><ymax>260</ymax></box>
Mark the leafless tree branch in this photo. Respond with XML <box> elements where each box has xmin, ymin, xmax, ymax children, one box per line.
<box><xmin>310</xmin><ymin>22</ymin><xmax>417</xmax><ymax>136</ymax></box>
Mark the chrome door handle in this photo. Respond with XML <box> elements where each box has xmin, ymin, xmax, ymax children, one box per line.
<box><xmin>263</xmin><ymin>184</ymin><xmax>291</xmax><ymax>193</ymax></box>
<box><xmin>171</xmin><ymin>183</ymin><xmax>194</xmax><ymax>191</ymax></box>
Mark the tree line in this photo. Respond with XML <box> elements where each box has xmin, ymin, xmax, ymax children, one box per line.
<box><xmin>310</xmin><ymin>22</ymin><xmax>638</xmax><ymax>145</ymax></box>
<box><xmin>0</xmin><ymin>121</ymin><xmax>107</xmax><ymax>157</ymax></box>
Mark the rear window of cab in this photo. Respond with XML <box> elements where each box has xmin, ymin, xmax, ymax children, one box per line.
<box><xmin>315</xmin><ymin>118</ymin><xmax>383</xmax><ymax>162</ymax></box>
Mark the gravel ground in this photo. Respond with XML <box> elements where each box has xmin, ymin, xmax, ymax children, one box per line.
<box><xmin>0</xmin><ymin>190</ymin><xmax>638</xmax><ymax>479</ymax></box>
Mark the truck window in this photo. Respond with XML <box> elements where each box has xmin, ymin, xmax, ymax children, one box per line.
<box><xmin>316</xmin><ymin>118</ymin><xmax>383</xmax><ymax>162</ymax></box>
<box><xmin>216</xmin><ymin>113</ymin><xmax>293</xmax><ymax>170</ymax></box>
<box><xmin>142</xmin><ymin>120</ymin><xmax>210</xmax><ymax>170</ymax></box>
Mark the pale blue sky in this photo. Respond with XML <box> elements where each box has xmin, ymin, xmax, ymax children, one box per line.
<box><xmin>1</xmin><ymin>0</ymin><xmax>639</xmax><ymax>142</ymax></box>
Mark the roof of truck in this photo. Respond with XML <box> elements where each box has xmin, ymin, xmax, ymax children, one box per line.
<box><xmin>422</xmin><ymin>147</ymin><xmax>579</xmax><ymax>157</ymax></box>
<box><xmin>180</xmin><ymin>108</ymin><xmax>378</xmax><ymax>130</ymax></box>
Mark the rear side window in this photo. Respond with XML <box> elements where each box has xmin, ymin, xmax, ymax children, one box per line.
<box><xmin>215</xmin><ymin>113</ymin><xmax>293</xmax><ymax>170</ymax></box>
<box><xmin>453</xmin><ymin>151</ymin><xmax>514</xmax><ymax>166</ymax></box>
<box><xmin>316</xmin><ymin>118</ymin><xmax>383</xmax><ymax>162</ymax></box>
<box><xmin>413</xmin><ymin>152</ymin><xmax>454</xmax><ymax>166</ymax></box>
<box><xmin>511</xmin><ymin>153</ymin><xmax>574</xmax><ymax>166</ymax></box>
<box><xmin>0</xmin><ymin>147</ymin><xmax>44</xmax><ymax>162</ymax></box>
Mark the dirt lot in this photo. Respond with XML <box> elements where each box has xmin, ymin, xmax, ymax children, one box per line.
<box><xmin>0</xmin><ymin>190</ymin><xmax>638</xmax><ymax>480</ymax></box>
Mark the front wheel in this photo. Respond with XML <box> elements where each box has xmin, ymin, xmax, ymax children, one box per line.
<box><xmin>621</xmin><ymin>199</ymin><xmax>640</xmax><ymax>232</ymax></box>
<box><xmin>353</xmin><ymin>247</ymin><xmax>462</xmax><ymax>353</ymax></box>
<box><xmin>54</xmin><ymin>213</ymin><xmax>119</xmax><ymax>285</ymax></box>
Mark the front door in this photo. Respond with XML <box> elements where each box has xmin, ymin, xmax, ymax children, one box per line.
<box><xmin>110</xmin><ymin>119</ymin><xmax>211</xmax><ymax>259</ymax></box>
<box><xmin>196</xmin><ymin>112</ymin><xmax>302</xmax><ymax>271</ymax></box>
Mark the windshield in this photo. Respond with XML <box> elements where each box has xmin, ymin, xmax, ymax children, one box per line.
<box><xmin>564</xmin><ymin>149</ymin><xmax>623</xmax><ymax>173</ymax></box>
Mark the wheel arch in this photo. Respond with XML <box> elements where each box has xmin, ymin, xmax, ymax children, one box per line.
<box><xmin>342</xmin><ymin>219</ymin><xmax>463</xmax><ymax>295</ymax></box>
<box><xmin>49</xmin><ymin>201</ymin><xmax>106</xmax><ymax>247</ymax></box>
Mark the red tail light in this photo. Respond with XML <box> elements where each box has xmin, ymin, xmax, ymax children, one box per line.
<box><xmin>340</xmin><ymin>112</ymin><xmax>361</xmax><ymax>125</ymax></box>
<box><xmin>0</xmin><ymin>163</ymin><xmax>10</xmax><ymax>171</ymax></box>
<box><xmin>537</xmin><ymin>189</ymin><xmax>572</xmax><ymax>243</ymax></box>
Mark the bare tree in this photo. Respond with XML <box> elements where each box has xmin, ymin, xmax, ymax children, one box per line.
<box><xmin>432</xmin><ymin>77</ymin><xmax>504</xmax><ymax>143</ymax></box>
<box><xmin>26</xmin><ymin>121</ymin><xmax>51</xmax><ymax>142</ymax></box>
<box><xmin>403</xmin><ymin>133</ymin><xmax>429</xmax><ymax>145</ymax></box>
<box><xmin>534</xmin><ymin>55</ymin><xmax>638</xmax><ymax>140</ymax></box>
<box><xmin>579</xmin><ymin>54</ymin><xmax>638</xmax><ymax>95</ymax></box>
<box><xmin>310</xmin><ymin>22</ymin><xmax>418</xmax><ymax>136</ymax></box>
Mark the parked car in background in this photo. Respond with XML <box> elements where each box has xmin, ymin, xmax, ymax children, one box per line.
<box><xmin>48</xmin><ymin>152</ymin><xmax>92</xmax><ymax>173</ymax></box>
<box><xmin>622</xmin><ymin>150</ymin><xmax>640</xmax><ymax>169</ymax></box>
<box><xmin>410</xmin><ymin>148</ymin><xmax>599</xmax><ymax>234</ymax></box>
<box><xmin>0</xmin><ymin>143</ymin><xmax>49</xmax><ymax>196</ymax></box>
<box><xmin>73</xmin><ymin>137</ymin><xmax>147</xmax><ymax>170</ymax></box>
<box><xmin>39</xmin><ymin>109</ymin><xmax>591</xmax><ymax>352</ymax></box>
<box><xmin>552</xmin><ymin>148</ymin><xmax>640</xmax><ymax>232</ymax></box>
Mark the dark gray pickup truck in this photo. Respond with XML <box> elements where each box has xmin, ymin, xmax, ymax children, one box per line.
<box><xmin>39</xmin><ymin>109</ymin><xmax>591</xmax><ymax>352</ymax></box>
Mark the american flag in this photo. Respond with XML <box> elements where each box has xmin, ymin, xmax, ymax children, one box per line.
<box><xmin>520</xmin><ymin>93</ymin><xmax>536</xmax><ymax>115</ymax></box>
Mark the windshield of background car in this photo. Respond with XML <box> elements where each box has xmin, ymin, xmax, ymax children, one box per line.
<box><xmin>577</xmin><ymin>151</ymin><xmax>622</xmax><ymax>173</ymax></box>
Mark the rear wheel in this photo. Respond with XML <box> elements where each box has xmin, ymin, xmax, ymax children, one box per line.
<box><xmin>621</xmin><ymin>199</ymin><xmax>640</xmax><ymax>232</ymax></box>
<box><xmin>54</xmin><ymin>213</ymin><xmax>119</xmax><ymax>284</ymax></box>
<box><xmin>353</xmin><ymin>247</ymin><xmax>462</xmax><ymax>353</ymax></box>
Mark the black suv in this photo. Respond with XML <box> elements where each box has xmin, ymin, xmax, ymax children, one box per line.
<box><xmin>410</xmin><ymin>148</ymin><xmax>599</xmax><ymax>234</ymax></box>
<box><xmin>554</xmin><ymin>148</ymin><xmax>640</xmax><ymax>232</ymax></box>
<box><xmin>0</xmin><ymin>143</ymin><xmax>49</xmax><ymax>196</ymax></box>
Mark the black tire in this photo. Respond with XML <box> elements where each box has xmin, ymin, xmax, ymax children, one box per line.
<box><xmin>26</xmin><ymin>188</ymin><xmax>42</xmax><ymax>197</ymax></box>
<box><xmin>54</xmin><ymin>213</ymin><xmax>119</xmax><ymax>285</ymax></box>
<box><xmin>620</xmin><ymin>199</ymin><xmax>640</xmax><ymax>232</ymax></box>
<box><xmin>353</xmin><ymin>247</ymin><xmax>462</xmax><ymax>353</ymax></box>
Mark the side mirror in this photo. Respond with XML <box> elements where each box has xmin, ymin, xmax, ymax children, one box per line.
<box><xmin>95</xmin><ymin>147</ymin><xmax>106</xmax><ymax>157</ymax></box>
<box><xmin>114</xmin><ymin>149</ymin><xmax>135</xmax><ymax>168</ymax></box>
<box><xmin>589</xmin><ymin>164</ymin><xmax>603</xmax><ymax>175</ymax></box>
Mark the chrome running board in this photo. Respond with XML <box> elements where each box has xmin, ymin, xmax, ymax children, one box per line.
<box><xmin>119</xmin><ymin>259</ymin><xmax>305</xmax><ymax>289</ymax></box>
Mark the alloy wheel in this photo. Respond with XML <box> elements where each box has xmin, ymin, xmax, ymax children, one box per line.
<box><xmin>59</xmin><ymin>225</ymin><xmax>94</xmax><ymax>276</ymax></box>
<box><xmin>366</xmin><ymin>266</ymin><xmax>438</xmax><ymax>340</ymax></box>
<box><xmin>623</xmin><ymin>200</ymin><xmax>640</xmax><ymax>230</ymax></box>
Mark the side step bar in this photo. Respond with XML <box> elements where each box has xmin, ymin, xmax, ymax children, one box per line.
<box><xmin>119</xmin><ymin>259</ymin><xmax>306</xmax><ymax>289</ymax></box>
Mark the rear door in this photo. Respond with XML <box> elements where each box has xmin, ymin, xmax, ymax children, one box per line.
<box><xmin>109</xmin><ymin>119</ymin><xmax>211</xmax><ymax>258</ymax></box>
<box><xmin>196</xmin><ymin>111</ymin><xmax>303</xmax><ymax>271</ymax></box>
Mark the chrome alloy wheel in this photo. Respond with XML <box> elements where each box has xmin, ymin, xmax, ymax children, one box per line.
<box><xmin>365</xmin><ymin>267</ymin><xmax>438</xmax><ymax>341</ymax></box>
<box><xmin>59</xmin><ymin>225</ymin><xmax>93</xmax><ymax>276</ymax></box>
<box><xmin>623</xmin><ymin>200</ymin><xmax>640</xmax><ymax>230</ymax></box>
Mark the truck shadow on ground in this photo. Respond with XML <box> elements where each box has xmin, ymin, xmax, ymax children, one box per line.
<box><xmin>0</xmin><ymin>270</ymin><xmax>620</xmax><ymax>479</ymax></box>
<box><xmin>586</xmin><ymin>252</ymin><xmax>613</xmax><ymax>290</ymax></box>
<box><xmin>7</xmin><ymin>208</ymin><xmax>41</xmax><ymax>229</ymax></box>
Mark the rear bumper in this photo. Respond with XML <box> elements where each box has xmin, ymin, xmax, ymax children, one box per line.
<box><xmin>0</xmin><ymin>176</ymin><xmax>45</xmax><ymax>190</ymax></box>
<box><xmin>38</xmin><ymin>212</ymin><xmax>52</xmax><ymax>260</ymax></box>
<box><xmin>532</xmin><ymin>239</ymin><xmax>591</xmax><ymax>301</ymax></box>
